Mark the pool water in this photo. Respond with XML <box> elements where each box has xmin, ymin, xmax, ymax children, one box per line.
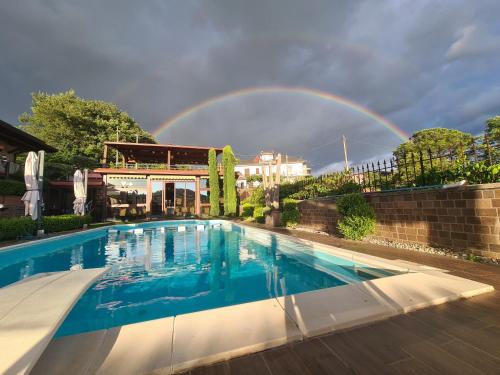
<box><xmin>0</xmin><ymin>221</ymin><xmax>395</xmax><ymax>336</ymax></box>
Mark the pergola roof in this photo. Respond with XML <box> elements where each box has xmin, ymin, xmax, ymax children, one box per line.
<box><xmin>105</xmin><ymin>142</ymin><xmax>223</xmax><ymax>164</ymax></box>
<box><xmin>0</xmin><ymin>119</ymin><xmax>57</xmax><ymax>154</ymax></box>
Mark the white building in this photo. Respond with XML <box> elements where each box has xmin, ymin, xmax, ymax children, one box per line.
<box><xmin>235</xmin><ymin>151</ymin><xmax>310</xmax><ymax>189</ymax></box>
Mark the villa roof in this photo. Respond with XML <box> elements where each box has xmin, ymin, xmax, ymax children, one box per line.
<box><xmin>237</xmin><ymin>155</ymin><xmax>305</xmax><ymax>165</ymax></box>
<box><xmin>0</xmin><ymin>119</ymin><xmax>57</xmax><ymax>154</ymax></box>
<box><xmin>104</xmin><ymin>142</ymin><xmax>223</xmax><ymax>165</ymax></box>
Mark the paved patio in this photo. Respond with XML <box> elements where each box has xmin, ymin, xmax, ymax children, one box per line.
<box><xmin>176</xmin><ymin>224</ymin><xmax>500</xmax><ymax>375</ymax></box>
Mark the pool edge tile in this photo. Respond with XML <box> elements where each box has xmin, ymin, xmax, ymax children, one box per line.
<box><xmin>171</xmin><ymin>298</ymin><xmax>302</xmax><ymax>373</ymax></box>
<box><xmin>277</xmin><ymin>283</ymin><xmax>397</xmax><ymax>338</ymax></box>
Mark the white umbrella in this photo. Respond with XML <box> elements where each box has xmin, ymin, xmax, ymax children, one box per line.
<box><xmin>21</xmin><ymin>151</ymin><xmax>39</xmax><ymax>220</ymax></box>
<box><xmin>73</xmin><ymin>169</ymin><xmax>86</xmax><ymax>215</ymax></box>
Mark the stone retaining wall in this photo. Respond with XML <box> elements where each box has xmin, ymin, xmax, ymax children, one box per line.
<box><xmin>297</xmin><ymin>183</ymin><xmax>500</xmax><ymax>258</ymax></box>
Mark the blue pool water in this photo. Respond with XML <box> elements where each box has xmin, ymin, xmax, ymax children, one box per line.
<box><xmin>0</xmin><ymin>221</ymin><xmax>396</xmax><ymax>336</ymax></box>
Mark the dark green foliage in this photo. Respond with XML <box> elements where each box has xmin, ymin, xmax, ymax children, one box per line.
<box><xmin>243</xmin><ymin>186</ymin><xmax>265</xmax><ymax>206</ymax></box>
<box><xmin>484</xmin><ymin>116</ymin><xmax>499</xmax><ymax>163</ymax></box>
<box><xmin>281</xmin><ymin>198</ymin><xmax>300</xmax><ymax>228</ymax></box>
<box><xmin>246</xmin><ymin>174</ymin><xmax>262</xmax><ymax>184</ymax></box>
<box><xmin>42</xmin><ymin>214</ymin><xmax>92</xmax><ymax>233</ymax></box>
<box><xmin>0</xmin><ymin>217</ymin><xmax>37</xmax><ymax>241</ymax></box>
<box><xmin>208</xmin><ymin>148</ymin><xmax>220</xmax><ymax>216</ymax></box>
<box><xmin>393</xmin><ymin>128</ymin><xmax>473</xmax><ymax>158</ymax></box>
<box><xmin>280</xmin><ymin>172</ymin><xmax>362</xmax><ymax>200</ymax></box>
<box><xmin>253</xmin><ymin>206</ymin><xmax>270</xmax><ymax>223</ymax></box>
<box><xmin>453</xmin><ymin>161</ymin><xmax>500</xmax><ymax>184</ymax></box>
<box><xmin>337</xmin><ymin>215</ymin><xmax>375</xmax><ymax>241</ymax></box>
<box><xmin>335</xmin><ymin>181</ymin><xmax>363</xmax><ymax>195</ymax></box>
<box><xmin>0</xmin><ymin>179</ymin><xmax>26</xmax><ymax>196</ymax></box>
<box><xmin>222</xmin><ymin>145</ymin><xmax>237</xmax><ymax>216</ymax></box>
<box><xmin>336</xmin><ymin>193</ymin><xmax>375</xmax><ymax>240</ymax></box>
<box><xmin>19</xmin><ymin>90</ymin><xmax>155</xmax><ymax>172</ymax></box>
<box><xmin>241</xmin><ymin>203</ymin><xmax>255</xmax><ymax>218</ymax></box>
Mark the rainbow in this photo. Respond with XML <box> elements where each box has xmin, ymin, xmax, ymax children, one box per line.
<box><xmin>153</xmin><ymin>86</ymin><xmax>409</xmax><ymax>141</ymax></box>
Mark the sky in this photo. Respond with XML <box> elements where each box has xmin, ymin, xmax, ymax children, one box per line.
<box><xmin>1</xmin><ymin>0</ymin><xmax>500</xmax><ymax>174</ymax></box>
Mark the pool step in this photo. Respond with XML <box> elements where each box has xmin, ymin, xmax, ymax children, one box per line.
<box><xmin>0</xmin><ymin>268</ymin><xmax>108</xmax><ymax>375</ymax></box>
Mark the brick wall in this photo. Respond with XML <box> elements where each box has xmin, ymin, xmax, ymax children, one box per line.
<box><xmin>0</xmin><ymin>195</ymin><xmax>25</xmax><ymax>218</ymax></box>
<box><xmin>297</xmin><ymin>183</ymin><xmax>500</xmax><ymax>258</ymax></box>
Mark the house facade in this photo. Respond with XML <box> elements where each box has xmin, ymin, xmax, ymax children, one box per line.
<box><xmin>94</xmin><ymin>142</ymin><xmax>223</xmax><ymax>220</ymax></box>
<box><xmin>235</xmin><ymin>151</ymin><xmax>310</xmax><ymax>188</ymax></box>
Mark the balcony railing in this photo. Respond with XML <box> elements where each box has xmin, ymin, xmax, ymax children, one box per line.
<box><xmin>102</xmin><ymin>162</ymin><xmax>223</xmax><ymax>171</ymax></box>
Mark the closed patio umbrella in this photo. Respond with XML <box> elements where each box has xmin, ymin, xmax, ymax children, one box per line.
<box><xmin>21</xmin><ymin>151</ymin><xmax>40</xmax><ymax>220</ymax></box>
<box><xmin>73</xmin><ymin>169</ymin><xmax>86</xmax><ymax>215</ymax></box>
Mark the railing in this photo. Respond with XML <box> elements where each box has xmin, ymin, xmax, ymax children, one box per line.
<box><xmin>281</xmin><ymin>137</ymin><xmax>499</xmax><ymax>198</ymax></box>
<box><xmin>102</xmin><ymin>162</ymin><xmax>224</xmax><ymax>171</ymax></box>
<box><xmin>344</xmin><ymin>137</ymin><xmax>499</xmax><ymax>192</ymax></box>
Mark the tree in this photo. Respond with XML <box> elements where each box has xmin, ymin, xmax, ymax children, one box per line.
<box><xmin>19</xmin><ymin>90</ymin><xmax>155</xmax><ymax>167</ymax></box>
<box><xmin>208</xmin><ymin>148</ymin><xmax>220</xmax><ymax>216</ymax></box>
<box><xmin>222</xmin><ymin>145</ymin><xmax>237</xmax><ymax>216</ymax></box>
<box><xmin>393</xmin><ymin>128</ymin><xmax>473</xmax><ymax>159</ymax></box>
<box><xmin>485</xmin><ymin>116</ymin><xmax>500</xmax><ymax>161</ymax></box>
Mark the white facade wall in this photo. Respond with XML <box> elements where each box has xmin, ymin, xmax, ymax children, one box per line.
<box><xmin>235</xmin><ymin>160</ymin><xmax>309</xmax><ymax>188</ymax></box>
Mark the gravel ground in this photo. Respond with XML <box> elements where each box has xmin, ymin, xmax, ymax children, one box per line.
<box><xmin>291</xmin><ymin>226</ymin><xmax>499</xmax><ymax>266</ymax></box>
<box><xmin>364</xmin><ymin>237</ymin><xmax>499</xmax><ymax>266</ymax></box>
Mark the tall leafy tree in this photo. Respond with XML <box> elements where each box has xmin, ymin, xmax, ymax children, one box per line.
<box><xmin>222</xmin><ymin>145</ymin><xmax>237</xmax><ymax>216</ymax></box>
<box><xmin>19</xmin><ymin>90</ymin><xmax>155</xmax><ymax>167</ymax></box>
<box><xmin>393</xmin><ymin>128</ymin><xmax>473</xmax><ymax>159</ymax></box>
<box><xmin>208</xmin><ymin>148</ymin><xmax>220</xmax><ymax>216</ymax></box>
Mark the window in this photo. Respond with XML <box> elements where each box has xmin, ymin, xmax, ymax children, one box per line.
<box><xmin>255</xmin><ymin>167</ymin><xmax>260</xmax><ymax>174</ymax></box>
<box><xmin>107</xmin><ymin>177</ymin><xmax>147</xmax><ymax>205</ymax></box>
<box><xmin>244</xmin><ymin>168</ymin><xmax>250</xmax><ymax>176</ymax></box>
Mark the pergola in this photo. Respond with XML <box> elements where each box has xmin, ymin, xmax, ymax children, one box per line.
<box><xmin>0</xmin><ymin>119</ymin><xmax>56</xmax><ymax>157</ymax></box>
<box><xmin>102</xmin><ymin>142</ymin><xmax>223</xmax><ymax>167</ymax></box>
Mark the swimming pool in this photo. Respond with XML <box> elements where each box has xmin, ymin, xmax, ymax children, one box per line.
<box><xmin>0</xmin><ymin>220</ymin><xmax>398</xmax><ymax>336</ymax></box>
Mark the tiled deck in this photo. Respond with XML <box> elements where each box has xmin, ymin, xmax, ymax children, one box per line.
<box><xmin>177</xmin><ymin>224</ymin><xmax>500</xmax><ymax>375</ymax></box>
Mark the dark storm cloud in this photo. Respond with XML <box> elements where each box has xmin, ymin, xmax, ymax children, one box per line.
<box><xmin>1</xmin><ymin>0</ymin><xmax>500</xmax><ymax>172</ymax></box>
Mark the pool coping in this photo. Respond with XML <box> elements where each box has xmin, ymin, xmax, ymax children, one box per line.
<box><xmin>7</xmin><ymin>220</ymin><xmax>495</xmax><ymax>374</ymax></box>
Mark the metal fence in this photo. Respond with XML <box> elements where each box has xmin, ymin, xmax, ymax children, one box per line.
<box><xmin>345</xmin><ymin>137</ymin><xmax>499</xmax><ymax>192</ymax></box>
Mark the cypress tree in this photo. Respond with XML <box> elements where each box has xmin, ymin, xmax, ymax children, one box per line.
<box><xmin>222</xmin><ymin>145</ymin><xmax>237</xmax><ymax>216</ymax></box>
<box><xmin>208</xmin><ymin>148</ymin><xmax>220</xmax><ymax>216</ymax></box>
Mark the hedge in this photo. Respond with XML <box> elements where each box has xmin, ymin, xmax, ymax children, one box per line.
<box><xmin>0</xmin><ymin>179</ymin><xmax>26</xmax><ymax>196</ymax></box>
<box><xmin>0</xmin><ymin>217</ymin><xmax>37</xmax><ymax>241</ymax></box>
<box><xmin>241</xmin><ymin>203</ymin><xmax>255</xmax><ymax>218</ymax></box>
<box><xmin>42</xmin><ymin>214</ymin><xmax>92</xmax><ymax>233</ymax></box>
<box><xmin>0</xmin><ymin>214</ymin><xmax>92</xmax><ymax>241</ymax></box>
<box><xmin>281</xmin><ymin>198</ymin><xmax>300</xmax><ymax>228</ymax></box>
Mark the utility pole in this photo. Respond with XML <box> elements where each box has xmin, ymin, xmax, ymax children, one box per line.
<box><xmin>342</xmin><ymin>135</ymin><xmax>349</xmax><ymax>171</ymax></box>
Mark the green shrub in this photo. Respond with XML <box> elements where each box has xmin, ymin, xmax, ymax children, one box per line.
<box><xmin>280</xmin><ymin>172</ymin><xmax>362</xmax><ymax>200</ymax></box>
<box><xmin>243</xmin><ymin>186</ymin><xmax>265</xmax><ymax>206</ymax></box>
<box><xmin>0</xmin><ymin>217</ymin><xmax>37</xmax><ymax>241</ymax></box>
<box><xmin>42</xmin><ymin>214</ymin><xmax>92</xmax><ymax>233</ymax></box>
<box><xmin>241</xmin><ymin>203</ymin><xmax>255</xmax><ymax>218</ymax></box>
<box><xmin>253</xmin><ymin>206</ymin><xmax>270</xmax><ymax>223</ymax></box>
<box><xmin>0</xmin><ymin>179</ymin><xmax>26</xmax><ymax>196</ymax></box>
<box><xmin>337</xmin><ymin>216</ymin><xmax>375</xmax><ymax>240</ymax></box>
<box><xmin>337</xmin><ymin>193</ymin><xmax>375</xmax><ymax>218</ymax></box>
<box><xmin>281</xmin><ymin>198</ymin><xmax>300</xmax><ymax>228</ymax></box>
<box><xmin>457</xmin><ymin>161</ymin><xmax>500</xmax><ymax>184</ymax></box>
<box><xmin>336</xmin><ymin>193</ymin><xmax>375</xmax><ymax>240</ymax></box>
<box><xmin>336</xmin><ymin>181</ymin><xmax>363</xmax><ymax>195</ymax></box>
